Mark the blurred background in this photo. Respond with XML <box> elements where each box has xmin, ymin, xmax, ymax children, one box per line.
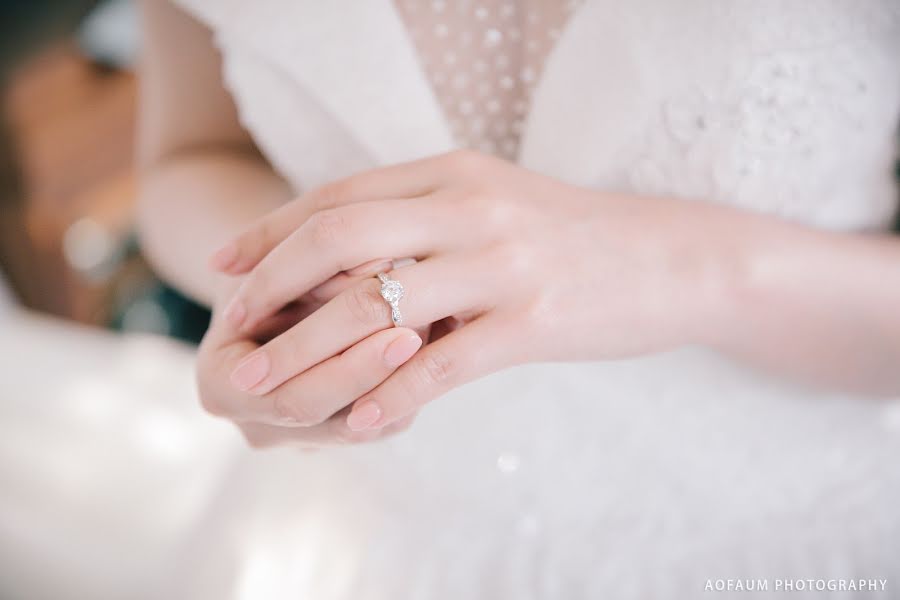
<box><xmin>1</xmin><ymin>4</ymin><xmax>241</xmax><ymax>598</ymax></box>
<box><xmin>1</xmin><ymin>0</ymin><xmax>209</xmax><ymax>342</ymax></box>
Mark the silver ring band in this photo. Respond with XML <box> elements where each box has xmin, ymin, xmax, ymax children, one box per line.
<box><xmin>377</xmin><ymin>272</ymin><xmax>405</xmax><ymax>326</ymax></box>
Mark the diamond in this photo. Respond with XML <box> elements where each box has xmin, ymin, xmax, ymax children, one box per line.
<box><xmin>380</xmin><ymin>280</ymin><xmax>404</xmax><ymax>304</ymax></box>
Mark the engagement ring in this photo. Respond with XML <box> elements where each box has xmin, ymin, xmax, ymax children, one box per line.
<box><xmin>377</xmin><ymin>272</ymin><xmax>405</xmax><ymax>326</ymax></box>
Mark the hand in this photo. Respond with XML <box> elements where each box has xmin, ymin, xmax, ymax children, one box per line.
<box><xmin>215</xmin><ymin>150</ymin><xmax>737</xmax><ymax>432</ymax></box>
<box><xmin>196</xmin><ymin>278</ymin><xmax>422</xmax><ymax>449</ymax></box>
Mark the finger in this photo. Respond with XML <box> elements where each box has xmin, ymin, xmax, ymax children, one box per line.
<box><xmin>319</xmin><ymin>258</ymin><xmax>431</xmax><ymax>343</ymax></box>
<box><xmin>246</xmin><ymin>267</ymin><xmax>380</xmax><ymax>343</ymax></box>
<box><xmin>229</xmin><ymin>255</ymin><xmax>494</xmax><ymax>396</ymax></box>
<box><xmin>304</xmin><ymin>256</ymin><xmax>413</xmax><ymax>305</ymax></box>
<box><xmin>238</xmin><ymin>411</ymin><xmax>418</xmax><ymax>449</ymax></box>
<box><xmin>345</xmin><ymin>314</ymin><xmax>513</xmax><ymax>431</ymax></box>
<box><xmin>223</xmin><ymin>196</ymin><xmax>465</xmax><ymax>332</ymax></box>
<box><xmin>196</xmin><ymin>317</ymin><xmax>414</xmax><ymax>429</ymax></box>
<box><xmin>210</xmin><ymin>152</ymin><xmax>467</xmax><ymax>274</ymax></box>
<box><xmin>232</xmin><ymin>261</ymin><xmax>395</xmax><ymax>340</ymax></box>
<box><xmin>195</xmin><ymin>324</ymin><xmax>260</xmax><ymax>420</ymax></box>
<box><xmin>248</xmin><ymin>302</ymin><xmax>314</xmax><ymax>343</ymax></box>
<box><xmin>209</xmin><ymin>201</ymin><xmax>315</xmax><ymax>273</ymax></box>
<box><xmin>244</xmin><ymin>328</ymin><xmax>422</xmax><ymax>427</ymax></box>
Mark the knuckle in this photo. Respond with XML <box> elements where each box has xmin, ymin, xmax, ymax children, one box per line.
<box><xmin>270</xmin><ymin>393</ymin><xmax>296</xmax><ymax>423</ymax></box>
<box><xmin>313</xmin><ymin>179</ymin><xmax>352</xmax><ymax>208</ymax></box>
<box><xmin>485</xmin><ymin>240</ymin><xmax>536</xmax><ymax>278</ymax></box>
<box><xmin>520</xmin><ymin>289</ymin><xmax>558</xmax><ymax>332</ymax></box>
<box><xmin>445</xmin><ymin>148</ymin><xmax>485</xmax><ymax>174</ymax></box>
<box><xmin>248</xmin><ymin>221</ymin><xmax>275</xmax><ymax>254</ymax></box>
<box><xmin>453</xmin><ymin>181</ymin><xmax>514</xmax><ymax>227</ymax></box>
<box><xmin>414</xmin><ymin>348</ymin><xmax>455</xmax><ymax>387</ymax></box>
<box><xmin>344</xmin><ymin>282</ymin><xmax>391</xmax><ymax>327</ymax></box>
<box><xmin>459</xmin><ymin>187</ymin><xmax>491</xmax><ymax>212</ymax></box>
<box><xmin>270</xmin><ymin>392</ymin><xmax>326</xmax><ymax>426</ymax></box>
<box><xmin>269</xmin><ymin>394</ymin><xmax>295</xmax><ymax>424</ymax></box>
<box><xmin>307</xmin><ymin>209</ymin><xmax>347</xmax><ymax>247</ymax></box>
<box><xmin>477</xmin><ymin>192</ymin><xmax>516</xmax><ymax>228</ymax></box>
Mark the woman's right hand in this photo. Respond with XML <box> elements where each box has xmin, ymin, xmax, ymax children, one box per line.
<box><xmin>197</xmin><ymin>278</ymin><xmax>422</xmax><ymax>449</ymax></box>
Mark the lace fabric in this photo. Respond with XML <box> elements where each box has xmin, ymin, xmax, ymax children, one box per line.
<box><xmin>394</xmin><ymin>0</ymin><xmax>582</xmax><ymax>159</ymax></box>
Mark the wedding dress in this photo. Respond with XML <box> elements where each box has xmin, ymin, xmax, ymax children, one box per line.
<box><xmin>164</xmin><ymin>1</ymin><xmax>900</xmax><ymax>597</ymax></box>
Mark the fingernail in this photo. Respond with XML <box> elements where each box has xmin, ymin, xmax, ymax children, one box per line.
<box><xmin>347</xmin><ymin>400</ymin><xmax>382</xmax><ymax>431</ymax></box>
<box><xmin>210</xmin><ymin>243</ymin><xmax>238</xmax><ymax>270</ymax></box>
<box><xmin>223</xmin><ymin>298</ymin><xmax>247</xmax><ymax>328</ymax></box>
<box><xmin>230</xmin><ymin>352</ymin><xmax>270</xmax><ymax>392</ymax></box>
<box><xmin>383</xmin><ymin>333</ymin><xmax>422</xmax><ymax>367</ymax></box>
<box><xmin>346</xmin><ymin>258</ymin><xmax>393</xmax><ymax>277</ymax></box>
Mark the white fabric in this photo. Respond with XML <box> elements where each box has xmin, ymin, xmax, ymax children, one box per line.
<box><xmin>178</xmin><ymin>0</ymin><xmax>900</xmax><ymax>231</ymax></box>
<box><xmin>0</xmin><ymin>313</ymin><xmax>240</xmax><ymax>599</ymax></box>
<box><xmin>163</xmin><ymin>0</ymin><xmax>900</xmax><ymax>596</ymax></box>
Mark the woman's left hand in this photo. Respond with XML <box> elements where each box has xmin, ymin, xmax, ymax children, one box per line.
<box><xmin>214</xmin><ymin>150</ymin><xmax>739</xmax><ymax>431</ymax></box>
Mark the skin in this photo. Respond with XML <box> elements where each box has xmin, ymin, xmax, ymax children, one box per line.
<box><xmin>139</xmin><ymin>1</ymin><xmax>900</xmax><ymax>448</ymax></box>
<box><xmin>138</xmin><ymin>0</ymin><xmax>420</xmax><ymax>447</ymax></box>
<box><xmin>216</xmin><ymin>152</ymin><xmax>900</xmax><ymax>434</ymax></box>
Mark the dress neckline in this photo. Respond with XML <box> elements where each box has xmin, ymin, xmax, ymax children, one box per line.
<box><xmin>391</xmin><ymin>1</ymin><xmax>585</xmax><ymax>161</ymax></box>
<box><xmin>387</xmin><ymin>0</ymin><xmax>588</xmax><ymax>163</ymax></box>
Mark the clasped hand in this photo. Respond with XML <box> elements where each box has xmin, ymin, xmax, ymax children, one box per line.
<box><xmin>197</xmin><ymin>150</ymin><xmax>733</xmax><ymax>448</ymax></box>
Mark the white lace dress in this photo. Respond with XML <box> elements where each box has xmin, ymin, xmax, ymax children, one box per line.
<box><xmin>163</xmin><ymin>1</ymin><xmax>900</xmax><ymax>598</ymax></box>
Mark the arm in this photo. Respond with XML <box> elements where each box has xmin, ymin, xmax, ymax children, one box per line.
<box><xmin>136</xmin><ymin>0</ymin><xmax>290</xmax><ymax>305</ymax></box>
<box><xmin>713</xmin><ymin>220</ymin><xmax>900</xmax><ymax>396</ymax></box>
<box><xmin>204</xmin><ymin>152</ymin><xmax>900</xmax><ymax>436</ymax></box>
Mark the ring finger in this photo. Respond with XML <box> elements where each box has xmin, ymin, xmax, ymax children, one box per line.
<box><xmin>229</xmin><ymin>254</ymin><xmax>495</xmax><ymax>396</ymax></box>
<box><xmin>224</xmin><ymin>191</ymin><xmax>480</xmax><ymax>333</ymax></box>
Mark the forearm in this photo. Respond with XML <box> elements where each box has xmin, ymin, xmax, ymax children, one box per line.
<box><xmin>137</xmin><ymin>149</ymin><xmax>290</xmax><ymax>306</ymax></box>
<box><xmin>709</xmin><ymin>217</ymin><xmax>900</xmax><ymax>396</ymax></box>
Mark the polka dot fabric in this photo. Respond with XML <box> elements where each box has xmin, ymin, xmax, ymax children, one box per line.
<box><xmin>395</xmin><ymin>0</ymin><xmax>583</xmax><ymax>160</ymax></box>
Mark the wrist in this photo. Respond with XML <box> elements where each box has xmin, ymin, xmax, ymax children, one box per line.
<box><xmin>675</xmin><ymin>209</ymin><xmax>771</xmax><ymax>352</ymax></box>
<box><xmin>691</xmin><ymin>213</ymin><xmax>806</xmax><ymax>355</ymax></box>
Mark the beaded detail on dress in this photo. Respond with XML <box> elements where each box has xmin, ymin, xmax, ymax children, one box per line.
<box><xmin>394</xmin><ymin>0</ymin><xmax>582</xmax><ymax>159</ymax></box>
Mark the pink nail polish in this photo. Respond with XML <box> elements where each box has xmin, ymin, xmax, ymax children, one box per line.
<box><xmin>383</xmin><ymin>333</ymin><xmax>422</xmax><ymax>367</ymax></box>
<box><xmin>230</xmin><ymin>352</ymin><xmax>270</xmax><ymax>392</ymax></box>
<box><xmin>347</xmin><ymin>400</ymin><xmax>382</xmax><ymax>431</ymax></box>
<box><xmin>223</xmin><ymin>299</ymin><xmax>247</xmax><ymax>328</ymax></box>
<box><xmin>210</xmin><ymin>243</ymin><xmax>238</xmax><ymax>270</ymax></box>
